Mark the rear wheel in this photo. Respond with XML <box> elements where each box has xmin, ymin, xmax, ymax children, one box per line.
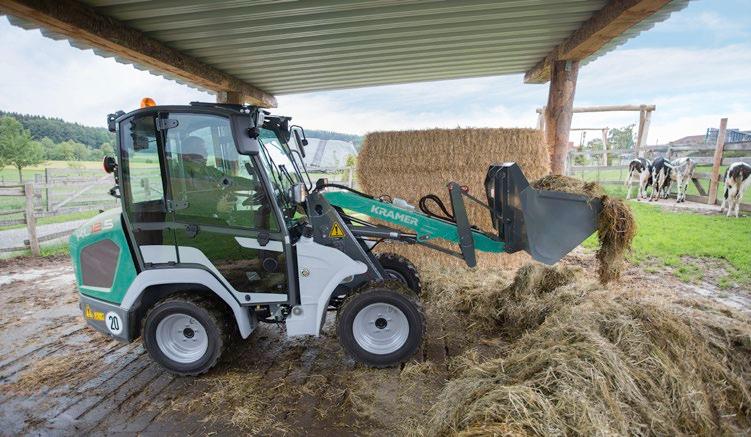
<box><xmin>142</xmin><ymin>295</ymin><xmax>228</xmax><ymax>376</ymax></box>
<box><xmin>377</xmin><ymin>253</ymin><xmax>421</xmax><ymax>293</ymax></box>
<box><xmin>337</xmin><ymin>282</ymin><xmax>424</xmax><ymax>367</ymax></box>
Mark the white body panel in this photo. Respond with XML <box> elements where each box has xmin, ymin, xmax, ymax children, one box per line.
<box><xmin>141</xmin><ymin>244</ymin><xmax>287</xmax><ymax>303</ymax></box>
<box><xmin>285</xmin><ymin>237</ymin><xmax>367</xmax><ymax>337</ymax></box>
<box><xmin>120</xmin><ymin>268</ymin><xmax>255</xmax><ymax>338</ymax></box>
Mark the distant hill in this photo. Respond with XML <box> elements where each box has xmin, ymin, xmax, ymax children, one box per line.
<box><xmin>305</xmin><ymin>129</ymin><xmax>364</xmax><ymax>150</ymax></box>
<box><xmin>0</xmin><ymin>110</ymin><xmax>114</xmax><ymax>149</ymax></box>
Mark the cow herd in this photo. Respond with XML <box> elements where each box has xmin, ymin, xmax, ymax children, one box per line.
<box><xmin>625</xmin><ymin>157</ymin><xmax>751</xmax><ymax>218</ymax></box>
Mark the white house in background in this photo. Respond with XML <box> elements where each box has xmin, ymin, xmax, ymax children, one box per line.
<box><xmin>302</xmin><ymin>138</ymin><xmax>357</xmax><ymax>171</ymax></box>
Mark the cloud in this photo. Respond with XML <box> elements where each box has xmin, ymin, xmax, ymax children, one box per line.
<box><xmin>0</xmin><ymin>17</ymin><xmax>211</xmax><ymax>128</ymax></box>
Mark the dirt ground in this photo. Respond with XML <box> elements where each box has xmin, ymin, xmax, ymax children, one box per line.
<box><xmin>0</xmin><ymin>251</ymin><xmax>748</xmax><ymax>436</ymax></box>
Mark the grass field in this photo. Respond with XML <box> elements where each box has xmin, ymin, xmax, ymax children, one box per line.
<box><xmin>581</xmin><ymin>185</ymin><xmax>751</xmax><ymax>288</ymax></box>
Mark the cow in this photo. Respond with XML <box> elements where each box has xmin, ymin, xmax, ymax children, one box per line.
<box><xmin>668</xmin><ymin>157</ymin><xmax>697</xmax><ymax>203</ymax></box>
<box><xmin>720</xmin><ymin>162</ymin><xmax>751</xmax><ymax>218</ymax></box>
<box><xmin>625</xmin><ymin>157</ymin><xmax>652</xmax><ymax>200</ymax></box>
<box><xmin>649</xmin><ymin>157</ymin><xmax>672</xmax><ymax>201</ymax></box>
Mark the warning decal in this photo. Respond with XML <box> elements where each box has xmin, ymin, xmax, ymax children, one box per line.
<box><xmin>329</xmin><ymin>223</ymin><xmax>345</xmax><ymax>238</ymax></box>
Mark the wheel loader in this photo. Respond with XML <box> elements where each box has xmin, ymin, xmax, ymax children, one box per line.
<box><xmin>69</xmin><ymin>100</ymin><xmax>601</xmax><ymax>375</ymax></box>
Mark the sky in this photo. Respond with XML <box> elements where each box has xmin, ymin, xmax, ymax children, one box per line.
<box><xmin>0</xmin><ymin>0</ymin><xmax>749</xmax><ymax>144</ymax></box>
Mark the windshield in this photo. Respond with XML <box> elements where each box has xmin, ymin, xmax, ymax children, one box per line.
<box><xmin>257</xmin><ymin>128</ymin><xmax>304</xmax><ymax>220</ymax></box>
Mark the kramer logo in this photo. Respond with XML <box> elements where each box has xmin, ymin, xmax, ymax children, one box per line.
<box><xmin>370</xmin><ymin>205</ymin><xmax>418</xmax><ymax>226</ymax></box>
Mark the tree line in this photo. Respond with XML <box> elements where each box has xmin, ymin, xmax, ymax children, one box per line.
<box><xmin>0</xmin><ymin>115</ymin><xmax>114</xmax><ymax>181</ymax></box>
<box><xmin>0</xmin><ymin>110</ymin><xmax>114</xmax><ymax>149</ymax></box>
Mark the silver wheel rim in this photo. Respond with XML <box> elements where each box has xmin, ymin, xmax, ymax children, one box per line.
<box><xmin>352</xmin><ymin>303</ymin><xmax>409</xmax><ymax>355</ymax></box>
<box><xmin>384</xmin><ymin>268</ymin><xmax>408</xmax><ymax>285</ymax></box>
<box><xmin>155</xmin><ymin>313</ymin><xmax>209</xmax><ymax>364</ymax></box>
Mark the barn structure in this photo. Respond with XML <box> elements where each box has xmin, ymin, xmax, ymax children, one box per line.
<box><xmin>0</xmin><ymin>0</ymin><xmax>688</xmax><ymax>174</ymax></box>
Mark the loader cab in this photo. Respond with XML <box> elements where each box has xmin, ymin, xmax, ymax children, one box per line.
<box><xmin>114</xmin><ymin>103</ymin><xmax>308</xmax><ymax>306</ymax></box>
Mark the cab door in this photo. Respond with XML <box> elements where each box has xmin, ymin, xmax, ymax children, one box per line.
<box><xmin>161</xmin><ymin>111</ymin><xmax>290</xmax><ymax>304</ymax></box>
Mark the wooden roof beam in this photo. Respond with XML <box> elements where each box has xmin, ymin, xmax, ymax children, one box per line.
<box><xmin>0</xmin><ymin>0</ymin><xmax>277</xmax><ymax>107</ymax></box>
<box><xmin>524</xmin><ymin>0</ymin><xmax>671</xmax><ymax>84</ymax></box>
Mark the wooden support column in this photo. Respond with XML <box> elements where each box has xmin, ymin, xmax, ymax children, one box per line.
<box><xmin>708</xmin><ymin>118</ymin><xmax>728</xmax><ymax>205</ymax></box>
<box><xmin>545</xmin><ymin>60</ymin><xmax>579</xmax><ymax>175</ymax></box>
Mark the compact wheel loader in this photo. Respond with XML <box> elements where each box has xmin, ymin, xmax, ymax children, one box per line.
<box><xmin>70</xmin><ymin>101</ymin><xmax>602</xmax><ymax>375</ymax></box>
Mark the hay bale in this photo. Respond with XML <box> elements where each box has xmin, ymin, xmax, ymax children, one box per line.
<box><xmin>530</xmin><ymin>175</ymin><xmax>636</xmax><ymax>284</ymax></box>
<box><xmin>424</xmin><ymin>266</ymin><xmax>751</xmax><ymax>436</ymax></box>
<box><xmin>358</xmin><ymin>128</ymin><xmax>549</xmax><ymax>268</ymax></box>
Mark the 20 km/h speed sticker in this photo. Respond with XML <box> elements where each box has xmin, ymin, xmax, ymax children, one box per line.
<box><xmin>105</xmin><ymin>311</ymin><xmax>123</xmax><ymax>335</ymax></box>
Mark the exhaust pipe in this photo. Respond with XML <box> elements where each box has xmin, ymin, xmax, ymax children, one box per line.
<box><xmin>485</xmin><ymin>163</ymin><xmax>602</xmax><ymax>265</ymax></box>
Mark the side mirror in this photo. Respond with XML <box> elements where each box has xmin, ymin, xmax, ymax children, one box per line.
<box><xmin>289</xmin><ymin>182</ymin><xmax>308</xmax><ymax>205</ymax></box>
<box><xmin>103</xmin><ymin>156</ymin><xmax>118</xmax><ymax>173</ymax></box>
<box><xmin>292</xmin><ymin>128</ymin><xmax>307</xmax><ymax>158</ymax></box>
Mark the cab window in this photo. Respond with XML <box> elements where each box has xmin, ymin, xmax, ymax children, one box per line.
<box><xmin>164</xmin><ymin>113</ymin><xmax>279</xmax><ymax>232</ymax></box>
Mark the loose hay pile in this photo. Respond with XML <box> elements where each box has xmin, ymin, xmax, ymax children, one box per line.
<box><xmin>424</xmin><ymin>265</ymin><xmax>751</xmax><ymax>436</ymax></box>
<box><xmin>358</xmin><ymin>128</ymin><xmax>550</xmax><ymax>268</ymax></box>
<box><xmin>531</xmin><ymin>175</ymin><xmax>636</xmax><ymax>284</ymax></box>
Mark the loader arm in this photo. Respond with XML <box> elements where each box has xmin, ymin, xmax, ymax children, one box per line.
<box><xmin>321</xmin><ymin>190</ymin><xmax>505</xmax><ymax>254</ymax></box>
<box><xmin>320</xmin><ymin>163</ymin><xmax>602</xmax><ymax>267</ymax></box>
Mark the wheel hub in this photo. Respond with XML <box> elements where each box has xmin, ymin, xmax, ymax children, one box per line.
<box><xmin>155</xmin><ymin>313</ymin><xmax>208</xmax><ymax>364</ymax></box>
<box><xmin>352</xmin><ymin>303</ymin><xmax>409</xmax><ymax>355</ymax></box>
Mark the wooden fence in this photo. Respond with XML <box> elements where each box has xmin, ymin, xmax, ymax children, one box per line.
<box><xmin>566</xmin><ymin>118</ymin><xmax>751</xmax><ymax>212</ymax></box>
<box><xmin>0</xmin><ymin>169</ymin><xmax>117</xmax><ymax>255</ymax></box>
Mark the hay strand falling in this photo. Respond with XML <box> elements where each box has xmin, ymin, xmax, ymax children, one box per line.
<box><xmin>531</xmin><ymin>175</ymin><xmax>636</xmax><ymax>284</ymax></box>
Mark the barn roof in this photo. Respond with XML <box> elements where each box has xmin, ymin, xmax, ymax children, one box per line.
<box><xmin>1</xmin><ymin>0</ymin><xmax>689</xmax><ymax>106</ymax></box>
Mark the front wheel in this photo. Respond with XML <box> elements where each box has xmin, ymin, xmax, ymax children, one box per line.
<box><xmin>337</xmin><ymin>283</ymin><xmax>424</xmax><ymax>367</ymax></box>
<box><xmin>142</xmin><ymin>295</ymin><xmax>228</xmax><ymax>376</ymax></box>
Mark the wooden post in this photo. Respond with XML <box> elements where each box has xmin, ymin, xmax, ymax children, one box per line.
<box><xmin>44</xmin><ymin>167</ymin><xmax>51</xmax><ymax>211</ymax></box>
<box><xmin>24</xmin><ymin>183</ymin><xmax>40</xmax><ymax>256</ymax></box>
<box><xmin>708</xmin><ymin>118</ymin><xmax>728</xmax><ymax>205</ymax></box>
<box><xmin>601</xmin><ymin>128</ymin><xmax>609</xmax><ymax>166</ymax></box>
<box><xmin>545</xmin><ymin>60</ymin><xmax>579</xmax><ymax>175</ymax></box>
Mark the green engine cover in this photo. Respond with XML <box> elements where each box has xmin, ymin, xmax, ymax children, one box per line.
<box><xmin>68</xmin><ymin>208</ymin><xmax>137</xmax><ymax>305</ymax></box>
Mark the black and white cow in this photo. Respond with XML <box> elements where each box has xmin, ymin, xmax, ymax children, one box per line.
<box><xmin>649</xmin><ymin>157</ymin><xmax>672</xmax><ymax>201</ymax></box>
<box><xmin>625</xmin><ymin>157</ymin><xmax>652</xmax><ymax>200</ymax></box>
<box><xmin>720</xmin><ymin>162</ymin><xmax>751</xmax><ymax>218</ymax></box>
<box><xmin>668</xmin><ymin>157</ymin><xmax>696</xmax><ymax>203</ymax></box>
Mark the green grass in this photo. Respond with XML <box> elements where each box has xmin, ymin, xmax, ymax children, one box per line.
<box><xmin>583</xmin><ymin>190</ymin><xmax>751</xmax><ymax>287</ymax></box>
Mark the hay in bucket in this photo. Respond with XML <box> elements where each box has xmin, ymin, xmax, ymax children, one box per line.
<box><xmin>531</xmin><ymin>175</ymin><xmax>636</xmax><ymax>284</ymax></box>
<box><xmin>423</xmin><ymin>265</ymin><xmax>751</xmax><ymax>436</ymax></box>
<box><xmin>357</xmin><ymin>127</ymin><xmax>550</xmax><ymax>269</ymax></box>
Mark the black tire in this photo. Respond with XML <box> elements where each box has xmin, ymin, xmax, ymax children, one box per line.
<box><xmin>337</xmin><ymin>282</ymin><xmax>424</xmax><ymax>367</ymax></box>
<box><xmin>142</xmin><ymin>294</ymin><xmax>228</xmax><ymax>376</ymax></box>
<box><xmin>377</xmin><ymin>253</ymin><xmax>421</xmax><ymax>294</ymax></box>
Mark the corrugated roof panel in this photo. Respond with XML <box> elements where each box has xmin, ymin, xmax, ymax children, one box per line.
<box><xmin>6</xmin><ymin>0</ymin><xmax>690</xmax><ymax>96</ymax></box>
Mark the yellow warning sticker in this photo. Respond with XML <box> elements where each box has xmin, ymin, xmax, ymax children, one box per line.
<box><xmin>84</xmin><ymin>305</ymin><xmax>105</xmax><ymax>321</ymax></box>
<box><xmin>329</xmin><ymin>223</ymin><xmax>345</xmax><ymax>238</ymax></box>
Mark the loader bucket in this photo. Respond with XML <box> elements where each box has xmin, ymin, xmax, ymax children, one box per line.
<box><xmin>485</xmin><ymin>163</ymin><xmax>602</xmax><ymax>265</ymax></box>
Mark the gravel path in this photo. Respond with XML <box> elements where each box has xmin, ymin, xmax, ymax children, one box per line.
<box><xmin>0</xmin><ymin>219</ymin><xmax>89</xmax><ymax>250</ymax></box>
